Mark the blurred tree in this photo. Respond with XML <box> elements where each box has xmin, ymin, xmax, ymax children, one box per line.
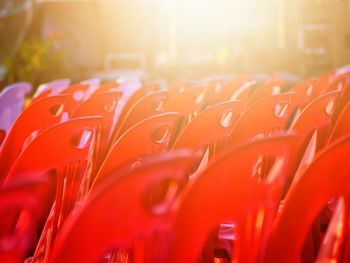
<box><xmin>3</xmin><ymin>34</ymin><xmax>67</xmax><ymax>89</ymax></box>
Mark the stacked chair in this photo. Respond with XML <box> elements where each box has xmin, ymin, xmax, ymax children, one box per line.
<box><xmin>2</xmin><ymin>68</ymin><xmax>350</xmax><ymax>263</ymax></box>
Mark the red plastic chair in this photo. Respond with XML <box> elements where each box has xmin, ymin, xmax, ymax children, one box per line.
<box><xmin>282</xmin><ymin>91</ymin><xmax>341</xmax><ymax>190</ymax></box>
<box><xmin>289</xmin><ymin>78</ymin><xmax>320</xmax><ymax>110</ymax></box>
<box><xmin>168</xmin><ymin>135</ymin><xmax>297</xmax><ymax>263</ymax></box>
<box><xmin>0</xmin><ymin>95</ymin><xmax>67</xmax><ymax>183</ymax></box>
<box><xmin>94</xmin><ymin>112</ymin><xmax>182</xmax><ymax>187</ymax></box>
<box><xmin>4</xmin><ymin>116</ymin><xmax>100</xmax><ymax>206</ymax></box>
<box><xmin>49</xmin><ymin>151</ymin><xmax>197</xmax><ymax>263</ymax></box>
<box><xmin>230</xmin><ymin>80</ymin><xmax>257</xmax><ymax>106</ymax></box>
<box><xmin>111</xmin><ymin>83</ymin><xmax>160</xmax><ymax>143</ymax></box>
<box><xmin>328</xmin><ymin>98</ymin><xmax>350</xmax><ymax>143</ymax></box>
<box><xmin>314</xmin><ymin>71</ymin><xmax>336</xmax><ymax>95</ymax></box>
<box><xmin>116</xmin><ymin>90</ymin><xmax>168</xmax><ymax>138</ymax></box>
<box><xmin>0</xmin><ymin>177</ymin><xmax>51</xmax><ymax>263</ymax></box>
<box><xmin>0</xmin><ymin>82</ymin><xmax>32</xmax><ymax>134</ymax></box>
<box><xmin>221</xmin><ymin>76</ymin><xmax>252</xmax><ymax>100</ymax></box>
<box><xmin>78</xmin><ymin>78</ymin><xmax>101</xmax><ymax>100</ymax></box>
<box><xmin>201</xmin><ymin>79</ymin><xmax>226</xmax><ymax>106</ymax></box>
<box><xmin>90</xmin><ymin>82</ymin><xmax>119</xmax><ymax>96</ymax></box>
<box><xmin>329</xmin><ymin>72</ymin><xmax>350</xmax><ymax>122</ymax></box>
<box><xmin>163</xmin><ymin>85</ymin><xmax>206</xmax><ymax>131</ymax></box>
<box><xmin>204</xmin><ymin>76</ymin><xmax>251</xmax><ymax>106</ymax></box>
<box><xmin>290</xmin><ymin>90</ymin><xmax>341</xmax><ymax>151</ymax></box>
<box><xmin>247</xmin><ymin>78</ymin><xmax>285</xmax><ymax>106</ymax></box>
<box><xmin>58</xmin><ymin>83</ymin><xmax>92</xmax><ymax>115</ymax></box>
<box><xmin>228</xmin><ymin>93</ymin><xmax>295</xmax><ymax>148</ymax></box>
<box><xmin>172</xmin><ymin>100</ymin><xmax>242</xmax><ymax>160</ymax></box>
<box><xmin>0</xmin><ymin>130</ymin><xmax>5</xmax><ymax>147</ymax></box>
<box><xmin>72</xmin><ymin>91</ymin><xmax>122</xmax><ymax>173</ymax></box>
<box><xmin>323</xmin><ymin>71</ymin><xmax>350</xmax><ymax>93</ymax></box>
<box><xmin>167</xmin><ymin>80</ymin><xmax>188</xmax><ymax>100</ymax></box>
<box><xmin>264</xmin><ymin>135</ymin><xmax>350</xmax><ymax>263</ymax></box>
<box><xmin>3</xmin><ymin>117</ymin><xmax>101</xmax><ymax>263</ymax></box>
<box><xmin>33</xmin><ymin>79</ymin><xmax>71</xmax><ymax>101</ymax></box>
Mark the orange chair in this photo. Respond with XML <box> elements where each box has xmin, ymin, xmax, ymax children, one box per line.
<box><xmin>228</xmin><ymin>93</ymin><xmax>295</xmax><ymax>148</ymax></box>
<box><xmin>167</xmin><ymin>80</ymin><xmax>188</xmax><ymax>100</ymax></box>
<box><xmin>329</xmin><ymin>98</ymin><xmax>350</xmax><ymax>143</ymax></box>
<box><xmin>90</xmin><ymin>82</ymin><xmax>119</xmax><ymax>96</ymax></box>
<box><xmin>0</xmin><ymin>130</ymin><xmax>5</xmax><ymax>147</ymax></box>
<box><xmin>111</xmin><ymin>82</ymin><xmax>160</xmax><ymax>143</ymax></box>
<box><xmin>4</xmin><ymin>117</ymin><xmax>101</xmax><ymax>263</ymax></box>
<box><xmin>229</xmin><ymin>80</ymin><xmax>257</xmax><ymax>107</ymax></box>
<box><xmin>264</xmin><ymin>135</ymin><xmax>350</xmax><ymax>263</ymax></box>
<box><xmin>116</xmin><ymin>90</ymin><xmax>168</xmax><ymax>138</ymax></box>
<box><xmin>202</xmin><ymin>76</ymin><xmax>254</xmax><ymax>107</ymax></box>
<box><xmin>314</xmin><ymin>71</ymin><xmax>336</xmax><ymax>95</ymax></box>
<box><xmin>0</xmin><ymin>177</ymin><xmax>51</xmax><ymax>263</ymax></box>
<box><xmin>289</xmin><ymin>78</ymin><xmax>320</xmax><ymax>110</ymax></box>
<box><xmin>164</xmin><ymin>86</ymin><xmax>206</xmax><ymax>124</ymax></box>
<box><xmin>168</xmin><ymin>135</ymin><xmax>296</xmax><ymax>263</ymax></box>
<box><xmin>4</xmin><ymin>116</ymin><xmax>100</xmax><ymax>210</ymax></box>
<box><xmin>94</xmin><ymin>112</ymin><xmax>182</xmax><ymax>187</ymax></box>
<box><xmin>59</xmin><ymin>84</ymin><xmax>91</xmax><ymax>113</ymax></box>
<box><xmin>290</xmin><ymin>90</ymin><xmax>341</xmax><ymax>151</ymax></box>
<box><xmin>323</xmin><ymin>71</ymin><xmax>350</xmax><ymax>93</ymax></box>
<box><xmin>201</xmin><ymin>78</ymin><xmax>226</xmax><ymax>106</ymax></box>
<box><xmin>33</xmin><ymin>79</ymin><xmax>71</xmax><ymax>101</ymax></box>
<box><xmin>218</xmin><ymin>76</ymin><xmax>252</xmax><ymax>103</ymax></box>
<box><xmin>49</xmin><ymin>151</ymin><xmax>197</xmax><ymax>263</ymax></box>
<box><xmin>172</xmin><ymin>100</ymin><xmax>242</xmax><ymax>160</ymax></box>
<box><xmin>247</xmin><ymin>78</ymin><xmax>285</xmax><ymax>106</ymax></box>
<box><xmin>0</xmin><ymin>95</ymin><xmax>67</xmax><ymax>183</ymax></box>
<box><xmin>72</xmin><ymin>91</ymin><xmax>122</xmax><ymax>172</ymax></box>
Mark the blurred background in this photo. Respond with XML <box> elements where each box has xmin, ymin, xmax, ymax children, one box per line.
<box><xmin>1</xmin><ymin>0</ymin><xmax>350</xmax><ymax>87</ymax></box>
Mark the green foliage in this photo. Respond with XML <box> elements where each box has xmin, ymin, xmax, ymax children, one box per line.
<box><xmin>3</xmin><ymin>36</ymin><xmax>67</xmax><ymax>88</ymax></box>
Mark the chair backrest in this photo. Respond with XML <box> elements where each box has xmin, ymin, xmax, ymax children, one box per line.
<box><xmin>0</xmin><ymin>95</ymin><xmax>67</xmax><ymax>182</ymax></box>
<box><xmin>329</xmin><ymin>73</ymin><xmax>350</xmax><ymax>123</ymax></box>
<box><xmin>290</xmin><ymin>78</ymin><xmax>320</xmax><ymax>110</ymax></box>
<box><xmin>290</xmin><ymin>90</ymin><xmax>341</xmax><ymax>151</ymax></box>
<box><xmin>228</xmin><ymin>93</ymin><xmax>295</xmax><ymax>148</ymax></box>
<box><xmin>0</xmin><ymin>177</ymin><xmax>50</xmax><ymax>263</ymax></box>
<box><xmin>3</xmin><ymin>117</ymin><xmax>101</xmax><ymax>259</ymax></box>
<box><xmin>72</xmin><ymin>91</ymin><xmax>121</xmax><ymax>128</ymax></box>
<box><xmin>323</xmin><ymin>71</ymin><xmax>350</xmax><ymax>93</ymax></box>
<box><xmin>33</xmin><ymin>79</ymin><xmax>71</xmax><ymax>101</ymax></box>
<box><xmin>79</xmin><ymin>78</ymin><xmax>101</xmax><ymax>98</ymax></box>
<box><xmin>247</xmin><ymin>78</ymin><xmax>284</xmax><ymax>106</ymax></box>
<box><xmin>202</xmin><ymin>77</ymin><xmax>252</xmax><ymax>106</ymax></box>
<box><xmin>0</xmin><ymin>130</ymin><xmax>5</xmax><ymax>147</ymax></box>
<box><xmin>168</xmin><ymin>135</ymin><xmax>297</xmax><ymax>263</ymax></box>
<box><xmin>4</xmin><ymin>117</ymin><xmax>100</xmax><ymax>187</ymax></box>
<box><xmin>164</xmin><ymin>85</ymin><xmax>206</xmax><ymax>126</ymax></box>
<box><xmin>0</xmin><ymin>82</ymin><xmax>32</xmax><ymax>133</ymax></box>
<box><xmin>230</xmin><ymin>80</ymin><xmax>257</xmax><ymax>106</ymax></box>
<box><xmin>200</xmin><ymin>79</ymin><xmax>225</xmax><ymax>106</ymax></box>
<box><xmin>60</xmin><ymin>83</ymin><xmax>91</xmax><ymax>109</ymax></box>
<box><xmin>50</xmin><ymin>152</ymin><xmax>197</xmax><ymax>263</ymax></box>
<box><xmin>172</xmin><ymin>100</ymin><xmax>242</xmax><ymax>159</ymax></box>
<box><xmin>167</xmin><ymin>80</ymin><xmax>188</xmax><ymax>100</ymax></box>
<box><xmin>314</xmin><ymin>71</ymin><xmax>335</xmax><ymax>95</ymax></box>
<box><xmin>264</xmin><ymin>135</ymin><xmax>350</xmax><ymax>263</ymax></box>
<box><xmin>111</xmin><ymin>83</ymin><xmax>160</xmax><ymax>143</ymax></box>
<box><xmin>218</xmin><ymin>76</ymin><xmax>252</xmax><ymax>103</ymax></box>
<box><xmin>329</xmin><ymin>98</ymin><xmax>350</xmax><ymax>143</ymax></box>
<box><xmin>94</xmin><ymin>112</ymin><xmax>182</xmax><ymax>187</ymax></box>
<box><xmin>90</xmin><ymin>82</ymin><xmax>119</xmax><ymax>96</ymax></box>
<box><xmin>116</xmin><ymin>90</ymin><xmax>168</xmax><ymax>137</ymax></box>
<box><xmin>72</xmin><ymin>92</ymin><xmax>122</xmax><ymax>175</ymax></box>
